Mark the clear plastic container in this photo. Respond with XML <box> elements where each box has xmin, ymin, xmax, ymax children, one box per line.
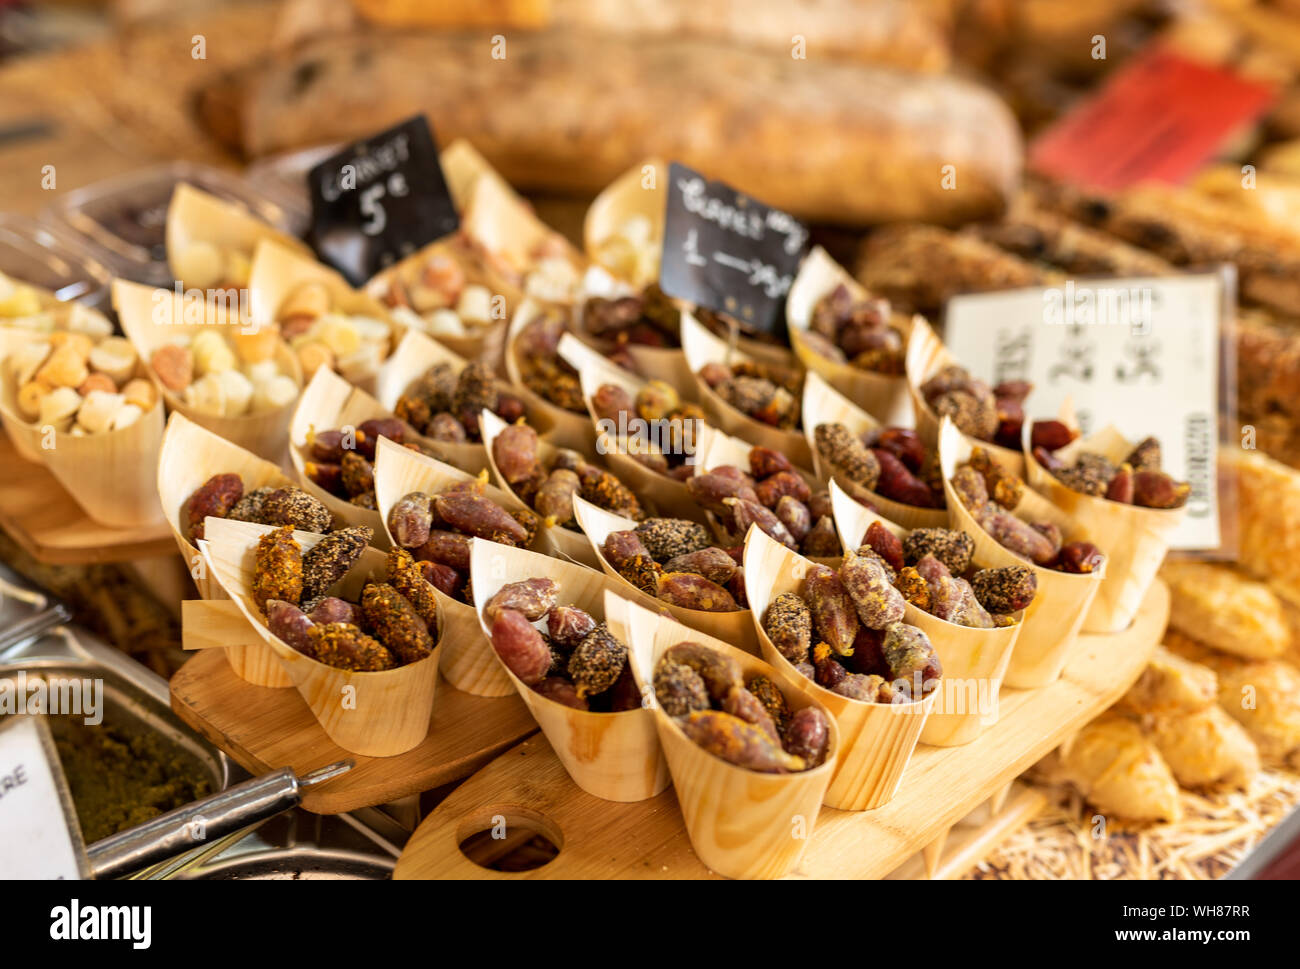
<box><xmin>0</xmin><ymin>213</ymin><xmax>115</xmax><ymax>309</ymax></box>
<box><xmin>45</xmin><ymin>161</ymin><xmax>303</xmax><ymax>286</ymax></box>
<box><xmin>243</xmin><ymin>142</ymin><xmax>343</xmax><ymax>236</ymax></box>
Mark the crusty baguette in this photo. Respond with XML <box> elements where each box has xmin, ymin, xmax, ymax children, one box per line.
<box><xmin>1030</xmin><ymin>179</ymin><xmax>1300</xmax><ymax>317</ymax></box>
<box><xmin>853</xmin><ymin>223</ymin><xmax>1041</xmax><ymax>313</ymax></box>
<box><xmin>197</xmin><ymin>29</ymin><xmax>1021</xmax><ymax>226</ymax></box>
<box><xmin>969</xmin><ymin>196</ymin><xmax>1175</xmax><ymax>278</ymax></box>
<box><xmin>347</xmin><ymin>0</ymin><xmax>953</xmax><ymax>72</ymax></box>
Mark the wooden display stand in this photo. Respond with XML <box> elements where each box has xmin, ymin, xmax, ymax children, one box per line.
<box><xmin>169</xmin><ymin>648</ymin><xmax>539</xmax><ymax>814</ymax></box>
<box><xmin>391</xmin><ymin>581</ymin><xmax>1168</xmax><ymax>879</ymax></box>
<box><xmin>0</xmin><ymin>436</ymin><xmax>174</xmax><ymax>564</ymax></box>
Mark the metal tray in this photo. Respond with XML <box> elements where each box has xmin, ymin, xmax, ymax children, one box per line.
<box><xmin>175</xmin><ymin>811</ymin><xmax>398</xmax><ymax>880</ymax></box>
<box><xmin>0</xmin><ymin>626</ymin><xmax>400</xmax><ymax>879</ymax></box>
<box><xmin>0</xmin><ymin>561</ymin><xmax>68</xmax><ymax>650</ymax></box>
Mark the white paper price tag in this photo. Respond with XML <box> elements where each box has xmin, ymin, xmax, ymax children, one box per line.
<box><xmin>943</xmin><ymin>273</ymin><xmax>1222</xmax><ymax>550</ymax></box>
<box><xmin>0</xmin><ymin>714</ymin><xmax>87</xmax><ymax>879</ymax></box>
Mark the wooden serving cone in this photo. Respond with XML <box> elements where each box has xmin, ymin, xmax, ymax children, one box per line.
<box><xmin>114</xmin><ymin>279</ymin><xmax>303</xmax><ymax>462</ymax></box>
<box><xmin>687</xmin><ymin>423</ymin><xmax>749</xmax><ymax>546</ymax></box>
<box><xmin>681</xmin><ymin>309</ymin><xmax>812</xmax><ymax>469</ymax></box>
<box><xmin>363</xmin><ymin>231</ymin><xmax>521</xmax><ymax>370</ymax></box>
<box><xmin>583</xmin><ymin>157</ymin><xmax>666</xmax><ymax>291</ymax></box>
<box><xmin>462</xmin><ymin>173</ymin><xmax>588</xmax><ymax>306</ymax></box>
<box><xmin>582</xmin><ymin>158</ymin><xmax>793</xmax><ymax>371</ymax></box>
<box><xmin>786</xmin><ymin>246</ymin><xmax>916</xmax><ymax>426</ymax></box>
<box><xmin>165</xmin><ymin>182</ymin><xmax>310</xmax><ymax>288</ymax></box>
<box><xmin>373</xmin><ymin>328</ymin><xmax>534</xmax><ymax>476</ymax></box>
<box><xmin>691</xmin><ymin>424</ymin><xmax>836</xmax><ymax>564</ymax></box>
<box><xmin>0</xmin><ymin>327</ymin><xmax>45</xmax><ymax>462</ymax></box>
<box><xmin>199</xmin><ymin>517</ymin><xmax>440</xmax><ymax>756</ymax></box>
<box><xmin>157</xmin><ymin>411</ymin><xmax>296</xmax><ymax>686</ymax></box>
<box><xmin>1</xmin><ymin>309</ymin><xmax>165</xmax><ymax>527</ymax></box>
<box><xmin>565</xmin><ymin>332</ymin><xmax>705</xmax><ymax>522</ymax></box>
<box><xmin>373</xmin><ymin>435</ymin><xmax>538</xmax><ymax>697</ymax></box>
<box><xmin>0</xmin><ymin>298</ymin><xmax>117</xmax><ymax>463</ymax></box>
<box><xmin>829</xmin><ymin>481</ymin><xmax>1021</xmax><ymax>746</ymax></box>
<box><xmin>478</xmin><ymin>409</ymin><xmax>600</xmax><ymax>567</ymax></box>
<box><xmin>905</xmin><ymin>315</ymin><xmax>1031</xmax><ymax>478</ymax></box>
<box><xmin>801</xmin><ymin>371</ymin><xmax>948</xmax><ymax>531</ymax></box>
<box><xmin>439</xmin><ymin>138</ymin><xmax>502</xmax><ymax>211</ymax></box>
<box><xmin>468</xmin><ymin>538</ymin><xmax>670</xmax><ymax>801</ymax></box>
<box><xmin>33</xmin><ymin>386</ymin><xmax>165</xmax><ymax>528</ymax></box>
<box><xmin>742</xmin><ymin>525</ymin><xmax>932</xmax><ymax>808</ymax></box>
<box><xmin>610</xmin><ymin>591</ymin><xmax>838</xmax><ymax>879</ymax></box>
<box><xmin>574</xmin><ymin>265</ymin><xmax>696</xmax><ymax>391</ymax></box>
<box><xmin>1023</xmin><ymin>424</ymin><xmax>1188</xmax><ymax>635</ymax></box>
<box><xmin>503</xmin><ymin>299</ymin><xmax>597</xmax><ymax>454</ymax></box>
<box><xmin>288</xmin><ymin>366</ymin><xmax>395</xmax><ymax>540</ymax></box>
<box><xmin>572</xmin><ymin>493</ymin><xmax>759</xmax><ymax>654</ymax></box>
<box><xmin>247</xmin><ymin>239</ymin><xmax>399</xmax><ymax>396</ymax></box>
<box><xmin>938</xmin><ymin>418</ymin><xmax>1104</xmax><ymax>690</ymax></box>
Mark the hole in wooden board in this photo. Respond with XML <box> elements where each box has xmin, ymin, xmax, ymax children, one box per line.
<box><xmin>456</xmin><ymin>805</ymin><xmax>563</xmax><ymax>872</ymax></box>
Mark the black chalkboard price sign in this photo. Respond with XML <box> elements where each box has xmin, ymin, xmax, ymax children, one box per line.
<box><xmin>306</xmin><ymin>115</ymin><xmax>459</xmax><ymax>286</ymax></box>
<box><xmin>658</xmin><ymin>162</ymin><xmax>810</xmax><ymax>334</ymax></box>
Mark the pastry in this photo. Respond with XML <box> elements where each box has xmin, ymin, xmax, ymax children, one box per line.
<box><xmin>1118</xmin><ymin>645</ymin><xmax>1217</xmax><ymax>717</ymax></box>
<box><xmin>1149</xmin><ymin>705</ymin><xmax>1259</xmax><ymax>790</ymax></box>
<box><xmin>1161</xmin><ymin>560</ymin><xmax>1289</xmax><ymax>659</ymax></box>
<box><xmin>1051</xmin><ymin>713</ymin><xmax>1182</xmax><ymax>823</ymax></box>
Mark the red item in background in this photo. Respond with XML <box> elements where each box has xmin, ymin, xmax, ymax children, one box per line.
<box><xmin>1030</xmin><ymin>48</ymin><xmax>1277</xmax><ymax>191</ymax></box>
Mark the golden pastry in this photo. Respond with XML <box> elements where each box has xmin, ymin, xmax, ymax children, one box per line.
<box><xmin>1118</xmin><ymin>645</ymin><xmax>1217</xmax><ymax>716</ymax></box>
<box><xmin>1149</xmin><ymin>705</ymin><xmax>1259</xmax><ymax>790</ymax></box>
<box><xmin>1161</xmin><ymin>560</ymin><xmax>1288</xmax><ymax>659</ymax></box>
<box><xmin>1052</xmin><ymin>713</ymin><xmax>1182</xmax><ymax>823</ymax></box>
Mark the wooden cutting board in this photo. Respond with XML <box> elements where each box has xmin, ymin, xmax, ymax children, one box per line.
<box><xmin>169</xmin><ymin>647</ymin><xmax>539</xmax><ymax>814</ymax></box>
<box><xmin>392</xmin><ymin>579</ymin><xmax>1168</xmax><ymax>879</ymax></box>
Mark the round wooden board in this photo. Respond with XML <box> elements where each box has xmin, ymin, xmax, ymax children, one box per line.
<box><xmin>169</xmin><ymin>647</ymin><xmax>539</xmax><ymax>815</ymax></box>
<box><xmin>393</xmin><ymin>580</ymin><xmax>1169</xmax><ymax>879</ymax></box>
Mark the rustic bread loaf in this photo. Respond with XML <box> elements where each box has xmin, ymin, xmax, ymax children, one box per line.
<box><xmin>350</xmin><ymin>0</ymin><xmax>954</xmax><ymax>72</ymax></box>
<box><xmin>852</xmin><ymin>223</ymin><xmax>1041</xmax><ymax>313</ymax></box>
<box><xmin>969</xmin><ymin>196</ymin><xmax>1175</xmax><ymax>278</ymax></box>
<box><xmin>197</xmin><ymin>29</ymin><xmax>1021</xmax><ymax>226</ymax></box>
<box><xmin>1029</xmin><ymin>179</ymin><xmax>1300</xmax><ymax>317</ymax></box>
